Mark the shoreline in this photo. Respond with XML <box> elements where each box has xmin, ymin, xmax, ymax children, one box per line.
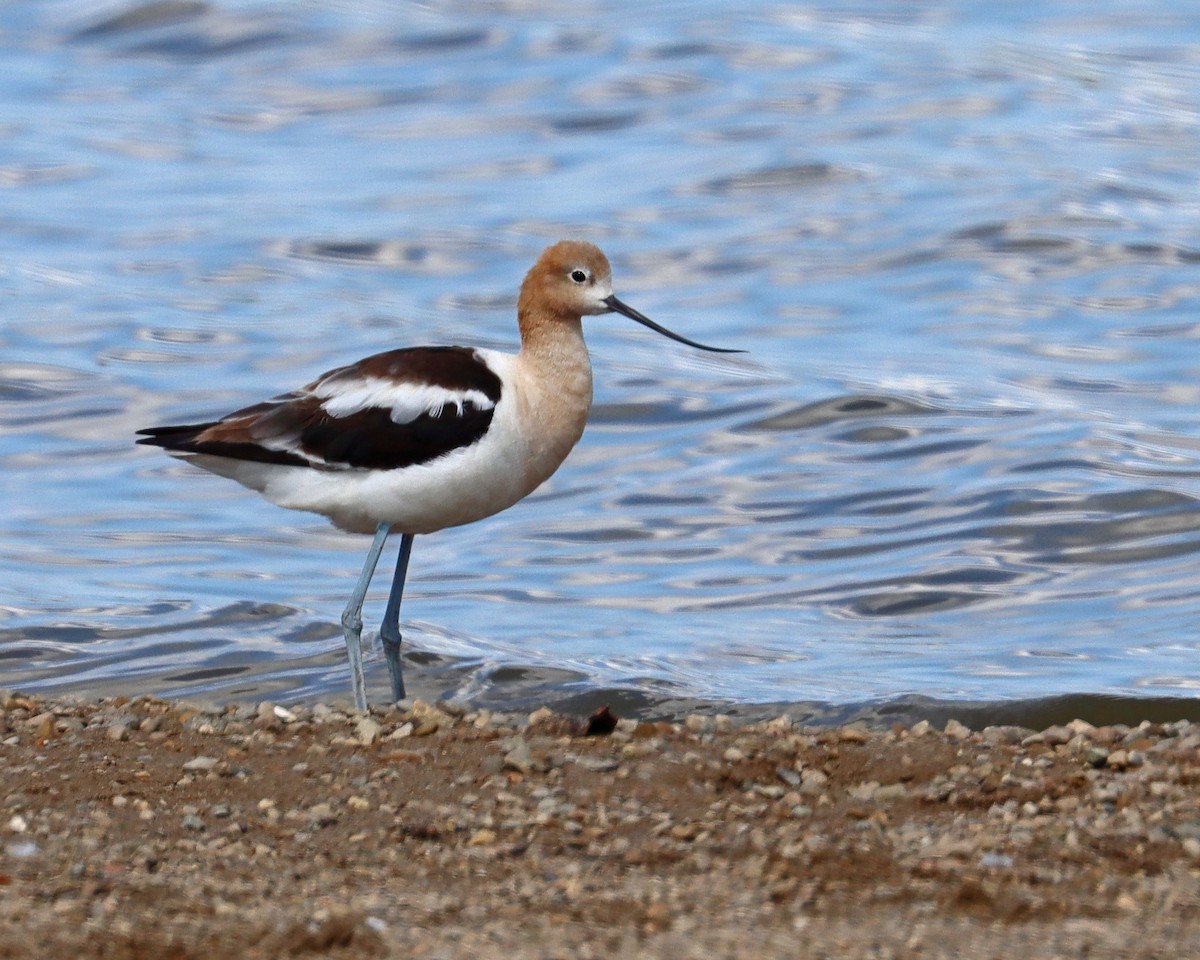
<box><xmin>2</xmin><ymin>689</ymin><xmax>1198</xmax><ymax>957</ymax></box>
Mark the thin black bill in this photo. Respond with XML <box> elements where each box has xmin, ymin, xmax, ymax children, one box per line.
<box><xmin>603</xmin><ymin>295</ymin><xmax>744</xmax><ymax>354</ymax></box>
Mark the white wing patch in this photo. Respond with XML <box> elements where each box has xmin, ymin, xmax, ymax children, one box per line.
<box><xmin>314</xmin><ymin>377</ymin><xmax>496</xmax><ymax>424</ymax></box>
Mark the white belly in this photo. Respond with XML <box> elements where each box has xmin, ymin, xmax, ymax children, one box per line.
<box><xmin>184</xmin><ymin>350</ymin><xmax>592</xmax><ymax>535</ymax></box>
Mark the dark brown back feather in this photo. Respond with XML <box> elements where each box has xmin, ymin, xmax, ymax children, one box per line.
<box><xmin>136</xmin><ymin>346</ymin><xmax>503</xmax><ymax>471</ymax></box>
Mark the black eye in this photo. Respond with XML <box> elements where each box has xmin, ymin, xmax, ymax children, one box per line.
<box><xmin>570</xmin><ymin>269</ymin><xmax>588</xmax><ymax>283</ymax></box>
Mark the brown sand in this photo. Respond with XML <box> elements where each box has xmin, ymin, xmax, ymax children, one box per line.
<box><xmin>1</xmin><ymin>690</ymin><xmax>1198</xmax><ymax>958</ymax></box>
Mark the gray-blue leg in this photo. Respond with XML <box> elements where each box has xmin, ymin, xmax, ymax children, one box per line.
<box><xmin>341</xmin><ymin>522</ymin><xmax>390</xmax><ymax>712</ymax></box>
<box><xmin>380</xmin><ymin>533</ymin><xmax>414</xmax><ymax>703</ymax></box>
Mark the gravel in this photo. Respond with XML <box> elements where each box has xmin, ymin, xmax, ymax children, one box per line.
<box><xmin>0</xmin><ymin>690</ymin><xmax>1198</xmax><ymax>957</ymax></box>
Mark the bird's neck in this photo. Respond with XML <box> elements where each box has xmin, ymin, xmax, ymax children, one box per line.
<box><xmin>514</xmin><ymin>311</ymin><xmax>594</xmax><ymax>478</ymax></box>
<box><xmin>517</xmin><ymin>310</ymin><xmax>592</xmax><ymax>390</ymax></box>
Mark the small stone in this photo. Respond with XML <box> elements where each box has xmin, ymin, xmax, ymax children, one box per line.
<box><xmin>356</xmin><ymin>717</ymin><xmax>382</xmax><ymax>746</ymax></box>
<box><xmin>1170</xmin><ymin>822</ymin><xmax>1200</xmax><ymax>841</ymax></box>
<box><xmin>106</xmin><ymin>722</ymin><xmax>131</xmax><ymax>742</ymax></box>
<box><xmin>575</xmin><ymin>756</ymin><xmax>620</xmax><ymax>773</ymax></box>
<box><xmin>503</xmin><ymin>738</ymin><xmax>533</xmax><ymax>775</ymax></box>
<box><xmin>26</xmin><ymin>712</ymin><xmax>55</xmax><ymax>739</ymax></box>
<box><xmin>5</xmin><ymin>840</ymin><xmax>38</xmax><ymax>859</ymax></box>
<box><xmin>981</xmin><ymin>726</ymin><xmax>1026</xmax><ymax>746</ymax></box>
<box><xmin>308</xmin><ymin>803</ymin><xmax>338</xmax><ymax>827</ymax></box>
<box><xmin>847</xmin><ymin>781</ymin><xmax>880</xmax><ymax>802</ymax></box>
<box><xmin>943</xmin><ymin>719</ymin><xmax>971</xmax><ymax>741</ymax></box>
<box><xmin>1106</xmin><ymin>749</ymin><xmax>1130</xmax><ymax>770</ymax></box>
<box><xmin>685</xmin><ymin>714</ymin><xmax>712</xmax><ymax>734</ymax></box>
<box><xmin>799</xmin><ymin>769</ymin><xmax>828</xmax><ymax>797</ymax></box>
<box><xmin>468</xmin><ymin>829</ymin><xmax>497</xmax><ymax>847</ymax></box>
<box><xmin>182</xmin><ymin>756</ymin><xmax>219</xmax><ymax>772</ymax></box>
<box><xmin>1067</xmin><ymin>718</ymin><xmax>1097</xmax><ymax>737</ymax></box>
<box><xmin>909</xmin><ymin>720</ymin><xmax>933</xmax><ymax>737</ymax></box>
<box><xmin>1085</xmin><ymin>747</ymin><xmax>1111</xmax><ymax>768</ymax></box>
<box><xmin>839</xmin><ymin>726</ymin><xmax>868</xmax><ymax>743</ymax></box>
<box><xmin>273</xmin><ymin>705</ymin><xmax>297</xmax><ymax>723</ymax></box>
<box><xmin>181</xmin><ymin>814</ymin><xmax>205</xmax><ymax>832</ymax></box>
<box><xmin>410</xmin><ymin>700</ymin><xmax>442</xmax><ymax>720</ymax></box>
<box><xmin>775</xmin><ymin>766</ymin><xmax>801</xmax><ymax>787</ymax></box>
<box><xmin>1183</xmin><ymin>838</ymin><xmax>1200</xmax><ymax>860</ymax></box>
<box><xmin>765</xmin><ymin>715</ymin><xmax>793</xmax><ymax>734</ymax></box>
<box><xmin>528</xmin><ymin>706</ymin><xmax>554</xmax><ymax>726</ymax></box>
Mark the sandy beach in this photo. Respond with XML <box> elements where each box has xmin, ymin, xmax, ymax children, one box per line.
<box><xmin>1</xmin><ymin>690</ymin><xmax>1198</xmax><ymax>958</ymax></box>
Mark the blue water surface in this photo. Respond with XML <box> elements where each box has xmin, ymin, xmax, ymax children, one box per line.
<box><xmin>2</xmin><ymin>0</ymin><xmax>1200</xmax><ymax>714</ymax></box>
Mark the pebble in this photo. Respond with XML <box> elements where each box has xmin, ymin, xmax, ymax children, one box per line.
<box><xmin>308</xmin><ymin>803</ymin><xmax>338</xmax><ymax>827</ymax></box>
<box><xmin>943</xmin><ymin>719</ymin><xmax>971</xmax><ymax>741</ymax></box>
<box><xmin>106</xmin><ymin>721</ymin><xmax>132</xmax><ymax>742</ymax></box>
<box><xmin>356</xmin><ymin>717</ymin><xmax>382</xmax><ymax>746</ymax></box>
<box><xmin>503</xmin><ymin>737</ymin><xmax>533</xmax><ymax>775</ymax></box>
<box><xmin>575</xmin><ymin>756</ymin><xmax>620</xmax><ymax>773</ymax></box>
<box><xmin>5</xmin><ymin>840</ymin><xmax>38</xmax><ymax>859</ymax></box>
<box><xmin>386</xmin><ymin>722</ymin><xmax>414</xmax><ymax>740</ymax></box>
<box><xmin>527</xmin><ymin>707</ymin><xmax>554</xmax><ymax>726</ymax></box>
<box><xmin>1086</xmin><ymin>747</ymin><xmax>1111</xmax><ymax>768</ymax></box>
<box><xmin>981</xmin><ymin>726</ymin><xmax>1027</xmax><ymax>745</ymax></box>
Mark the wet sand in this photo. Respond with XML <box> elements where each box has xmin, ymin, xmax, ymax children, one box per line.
<box><xmin>1</xmin><ymin>690</ymin><xmax>1198</xmax><ymax>958</ymax></box>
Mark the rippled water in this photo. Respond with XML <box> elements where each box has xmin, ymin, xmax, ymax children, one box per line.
<box><xmin>3</xmin><ymin>1</ymin><xmax>1200</xmax><ymax>720</ymax></box>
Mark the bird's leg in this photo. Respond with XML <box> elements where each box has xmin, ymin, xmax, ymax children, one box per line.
<box><xmin>341</xmin><ymin>522</ymin><xmax>390</xmax><ymax>713</ymax></box>
<box><xmin>379</xmin><ymin>533</ymin><xmax>414</xmax><ymax>703</ymax></box>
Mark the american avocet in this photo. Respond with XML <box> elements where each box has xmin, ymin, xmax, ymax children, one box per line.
<box><xmin>137</xmin><ymin>240</ymin><xmax>741</xmax><ymax>711</ymax></box>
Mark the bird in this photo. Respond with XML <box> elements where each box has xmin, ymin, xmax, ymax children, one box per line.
<box><xmin>137</xmin><ymin>240</ymin><xmax>742</xmax><ymax>711</ymax></box>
